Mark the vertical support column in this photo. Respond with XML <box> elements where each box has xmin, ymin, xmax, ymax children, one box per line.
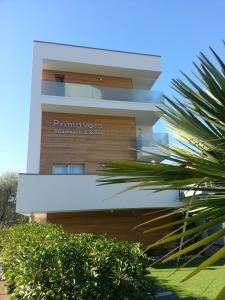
<box><xmin>27</xmin><ymin>43</ymin><xmax>43</xmax><ymax>173</ymax></box>
<box><xmin>34</xmin><ymin>213</ymin><xmax>47</xmax><ymax>224</ymax></box>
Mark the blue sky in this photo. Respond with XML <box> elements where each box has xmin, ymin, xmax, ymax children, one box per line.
<box><xmin>0</xmin><ymin>0</ymin><xmax>224</xmax><ymax>174</ymax></box>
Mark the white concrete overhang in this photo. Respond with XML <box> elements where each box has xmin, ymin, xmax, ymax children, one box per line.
<box><xmin>34</xmin><ymin>41</ymin><xmax>161</xmax><ymax>90</ymax></box>
<box><xmin>40</xmin><ymin>95</ymin><xmax>162</xmax><ymax>126</ymax></box>
<box><xmin>137</xmin><ymin>147</ymin><xmax>167</xmax><ymax>163</ymax></box>
<box><xmin>16</xmin><ymin>174</ymin><xmax>180</xmax><ymax>214</ymax></box>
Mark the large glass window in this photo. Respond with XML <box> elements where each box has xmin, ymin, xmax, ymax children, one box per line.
<box><xmin>52</xmin><ymin>164</ymin><xmax>84</xmax><ymax>174</ymax></box>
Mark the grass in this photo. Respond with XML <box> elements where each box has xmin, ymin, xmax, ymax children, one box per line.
<box><xmin>149</xmin><ymin>258</ymin><xmax>225</xmax><ymax>300</ymax></box>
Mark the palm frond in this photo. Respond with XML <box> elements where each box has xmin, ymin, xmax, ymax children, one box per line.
<box><xmin>97</xmin><ymin>46</ymin><xmax>225</xmax><ymax>293</ymax></box>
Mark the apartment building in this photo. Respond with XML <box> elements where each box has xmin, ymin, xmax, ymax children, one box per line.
<box><xmin>16</xmin><ymin>41</ymin><xmax>179</xmax><ymax>246</ymax></box>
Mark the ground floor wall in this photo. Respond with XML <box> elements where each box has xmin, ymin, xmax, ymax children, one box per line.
<box><xmin>46</xmin><ymin>208</ymin><xmax>177</xmax><ymax>249</ymax></box>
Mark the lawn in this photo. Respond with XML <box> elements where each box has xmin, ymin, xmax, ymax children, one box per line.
<box><xmin>150</xmin><ymin>258</ymin><xmax>225</xmax><ymax>300</ymax></box>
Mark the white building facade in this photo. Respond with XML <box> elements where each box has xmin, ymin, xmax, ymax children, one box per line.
<box><xmin>17</xmin><ymin>41</ymin><xmax>179</xmax><ymax>245</ymax></box>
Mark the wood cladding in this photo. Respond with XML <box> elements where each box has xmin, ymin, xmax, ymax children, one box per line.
<box><xmin>42</xmin><ymin>69</ymin><xmax>133</xmax><ymax>89</ymax></box>
<box><xmin>40</xmin><ymin>112</ymin><xmax>136</xmax><ymax>173</ymax></box>
<box><xmin>47</xmin><ymin>209</ymin><xmax>177</xmax><ymax>248</ymax></box>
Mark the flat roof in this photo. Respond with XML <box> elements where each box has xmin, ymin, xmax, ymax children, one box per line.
<box><xmin>34</xmin><ymin>40</ymin><xmax>161</xmax><ymax>58</ymax></box>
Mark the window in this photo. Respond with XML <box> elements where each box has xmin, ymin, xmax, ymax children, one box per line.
<box><xmin>52</xmin><ymin>164</ymin><xmax>84</xmax><ymax>174</ymax></box>
<box><xmin>54</xmin><ymin>74</ymin><xmax>64</xmax><ymax>82</ymax></box>
<box><xmin>53</xmin><ymin>74</ymin><xmax>65</xmax><ymax>96</ymax></box>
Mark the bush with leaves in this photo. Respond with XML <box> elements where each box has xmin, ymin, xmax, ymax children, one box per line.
<box><xmin>0</xmin><ymin>172</ymin><xmax>28</xmax><ymax>226</ymax></box>
<box><xmin>1</xmin><ymin>222</ymin><xmax>156</xmax><ymax>299</ymax></box>
<box><xmin>0</xmin><ymin>226</ymin><xmax>8</xmax><ymax>253</ymax></box>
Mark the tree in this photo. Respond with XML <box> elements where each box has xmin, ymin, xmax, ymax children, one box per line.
<box><xmin>0</xmin><ymin>172</ymin><xmax>28</xmax><ymax>226</ymax></box>
<box><xmin>98</xmin><ymin>47</ymin><xmax>225</xmax><ymax>299</ymax></box>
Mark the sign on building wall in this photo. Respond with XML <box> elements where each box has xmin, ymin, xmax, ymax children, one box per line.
<box><xmin>52</xmin><ymin>119</ymin><xmax>104</xmax><ymax>136</ymax></box>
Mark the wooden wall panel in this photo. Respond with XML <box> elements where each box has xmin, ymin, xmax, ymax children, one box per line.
<box><xmin>40</xmin><ymin>112</ymin><xmax>136</xmax><ymax>173</ymax></box>
<box><xmin>47</xmin><ymin>209</ymin><xmax>178</xmax><ymax>248</ymax></box>
<box><xmin>42</xmin><ymin>69</ymin><xmax>133</xmax><ymax>89</ymax></box>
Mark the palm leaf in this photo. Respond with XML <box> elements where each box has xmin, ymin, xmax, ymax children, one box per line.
<box><xmin>97</xmin><ymin>46</ymin><xmax>225</xmax><ymax>289</ymax></box>
<box><xmin>215</xmin><ymin>285</ymin><xmax>225</xmax><ymax>300</ymax></box>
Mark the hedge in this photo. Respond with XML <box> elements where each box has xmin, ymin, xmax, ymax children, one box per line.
<box><xmin>0</xmin><ymin>226</ymin><xmax>8</xmax><ymax>252</ymax></box>
<box><xmin>1</xmin><ymin>223</ymin><xmax>156</xmax><ymax>299</ymax></box>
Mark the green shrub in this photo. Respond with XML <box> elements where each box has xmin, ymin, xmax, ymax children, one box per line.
<box><xmin>1</xmin><ymin>223</ymin><xmax>156</xmax><ymax>299</ymax></box>
<box><xmin>0</xmin><ymin>226</ymin><xmax>8</xmax><ymax>253</ymax></box>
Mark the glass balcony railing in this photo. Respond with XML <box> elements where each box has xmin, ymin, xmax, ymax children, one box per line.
<box><xmin>137</xmin><ymin>132</ymin><xmax>169</xmax><ymax>148</ymax></box>
<box><xmin>41</xmin><ymin>80</ymin><xmax>163</xmax><ymax>104</ymax></box>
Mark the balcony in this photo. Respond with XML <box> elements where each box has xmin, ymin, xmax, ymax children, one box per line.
<box><xmin>16</xmin><ymin>174</ymin><xmax>179</xmax><ymax>214</ymax></box>
<box><xmin>40</xmin><ymin>81</ymin><xmax>163</xmax><ymax>125</ymax></box>
<box><xmin>137</xmin><ymin>132</ymin><xmax>168</xmax><ymax>162</ymax></box>
<box><xmin>41</xmin><ymin>80</ymin><xmax>163</xmax><ymax>104</ymax></box>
